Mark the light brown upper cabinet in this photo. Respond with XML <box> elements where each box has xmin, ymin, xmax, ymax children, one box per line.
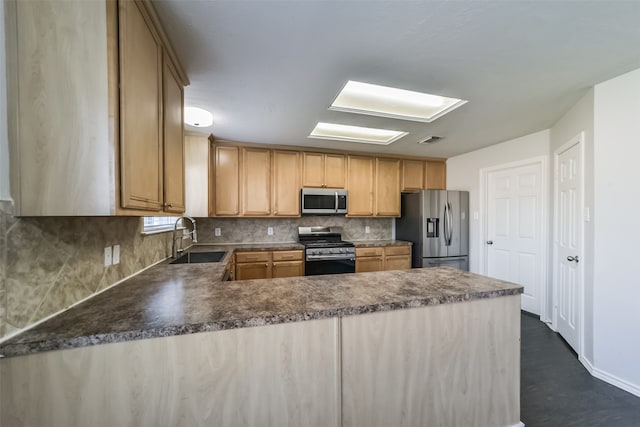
<box><xmin>119</xmin><ymin>0</ymin><xmax>164</xmax><ymax>211</ymax></box>
<box><xmin>272</xmin><ymin>151</ymin><xmax>301</xmax><ymax>216</ymax></box>
<box><xmin>6</xmin><ymin>0</ymin><xmax>188</xmax><ymax>216</ymax></box>
<box><xmin>302</xmin><ymin>153</ymin><xmax>346</xmax><ymax>189</ymax></box>
<box><xmin>425</xmin><ymin>161</ymin><xmax>447</xmax><ymax>190</ymax></box>
<box><xmin>210</xmin><ymin>145</ymin><xmax>301</xmax><ymax>217</ymax></box>
<box><xmin>402</xmin><ymin>160</ymin><xmax>425</xmax><ymax>191</ymax></box>
<box><xmin>211</xmin><ymin>145</ymin><xmax>240</xmax><ymax>216</ymax></box>
<box><xmin>347</xmin><ymin>156</ymin><xmax>375</xmax><ymax>216</ymax></box>
<box><xmin>241</xmin><ymin>148</ymin><xmax>271</xmax><ymax>216</ymax></box>
<box><xmin>161</xmin><ymin>59</ymin><xmax>185</xmax><ymax>213</ymax></box>
<box><xmin>375</xmin><ymin>158</ymin><xmax>401</xmax><ymax>217</ymax></box>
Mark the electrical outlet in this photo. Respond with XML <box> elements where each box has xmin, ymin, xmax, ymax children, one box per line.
<box><xmin>104</xmin><ymin>246</ymin><xmax>112</xmax><ymax>267</ymax></box>
<box><xmin>365</xmin><ymin>226</ymin><xmax>370</xmax><ymax>234</ymax></box>
<box><xmin>267</xmin><ymin>227</ymin><xmax>274</xmax><ymax>236</ymax></box>
<box><xmin>112</xmin><ymin>244</ymin><xmax>120</xmax><ymax>265</ymax></box>
<box><xmin>214</xmin><ymin>227</ymin><xmax>221</xmax><ymax>237</ymax></box>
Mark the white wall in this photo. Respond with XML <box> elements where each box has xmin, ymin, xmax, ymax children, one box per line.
<box><xmin>592</xmin><ymin>68</ymin><xmax>640</xmax><ymax>394</ymax></box>
<box><xmin>549</xmin><ymin>89</ymin><xmax>594</xmax><ymax>361</ymax></box>
<box><xmin>447</xmin><ymin>130</ymin><xmax>550</xmax><ymax>273</ymax></box>
<box><xmin>0</xmin><ymin>0</ymin><xmax>11</xmax><ymax>201</ymax></box>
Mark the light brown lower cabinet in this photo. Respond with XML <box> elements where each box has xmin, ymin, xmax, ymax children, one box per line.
<box><xmin>355</xmin><ymin>245</ymin><xmax>412</xmax><ymax>273</ymax></box>
<box><xmin>235</xmin><ymin>250</ymin><xmax>304</xmax><ymax>280</ymax></box>
<box><xmin>355</xmin><ymin>247</ymin><xmax>384</xmax><ymax>273</ymax></box>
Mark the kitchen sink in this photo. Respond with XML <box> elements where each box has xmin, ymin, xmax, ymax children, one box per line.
<box><xmin>170</xmin><ymin>251</ymin><xmax>227</xmax><ymax>264</ymax></box>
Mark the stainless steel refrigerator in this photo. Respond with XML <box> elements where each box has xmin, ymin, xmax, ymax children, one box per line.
<box><xmin>395</xmin><ymin>190</ymin><xmax>469</xmax><ymax>271</ymax></box>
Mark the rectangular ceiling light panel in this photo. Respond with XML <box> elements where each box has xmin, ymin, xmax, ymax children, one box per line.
<box><xmin>308</xmin><ymin>122</ymin><xmax>408</xmax><ymax>145</ymax></box>
<box><xmin>330</xmin><ymin>80</ymin><xmax>467</xmax><ymax>122</ymax></box>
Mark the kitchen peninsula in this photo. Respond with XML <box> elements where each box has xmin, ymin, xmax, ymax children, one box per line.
<box><xmin>0</xmin><ymin>245</ymin><xmax>523</xmax><ymax>427</ymax></box>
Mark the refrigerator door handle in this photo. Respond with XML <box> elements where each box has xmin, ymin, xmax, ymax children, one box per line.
<box><xmin>443</xmin><ymin>203</ymin><xmax>452</xmax><ymax>246</ymax></box>
<box><xmin>447</xmin><ymin>202</ymin><xmax>454</xmax><ymax>246</ymax></box>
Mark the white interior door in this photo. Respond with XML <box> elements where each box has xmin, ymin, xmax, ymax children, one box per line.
<box><xmin>486</xmin><ymin>162</ymin><xmax>544</xmax><ymax>315</ymax></box>
<box><xmin>555</xmin><ymin>141</ymin><xmax>582</xmax><ymax>352</ymax></box>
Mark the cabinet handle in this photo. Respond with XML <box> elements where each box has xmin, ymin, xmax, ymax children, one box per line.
<box><xmin>265</xmin><ymin>263</ymin><xmax>269</xmax><ymax>267</ymax></box>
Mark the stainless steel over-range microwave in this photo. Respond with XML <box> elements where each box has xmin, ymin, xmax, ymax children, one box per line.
<box><xmin>301</xmin><ymin>188</ymin><xmax>347</xmax><ymax>215</ymax></box>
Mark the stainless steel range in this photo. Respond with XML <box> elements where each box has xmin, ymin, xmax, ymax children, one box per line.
<box><xmin>298</xmin><ymin>227</ymin><xmax>356</xmax><ymax>276</ymax></box>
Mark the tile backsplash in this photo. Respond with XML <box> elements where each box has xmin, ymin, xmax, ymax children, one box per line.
<box><xmin>0</xmin><ymin>201</ymin><xmax>174</xmax><ymax>338</ymax></box>
<box><xmin>0</xmin><ymin>204</ymin><xmax>393</xmax><ymax>339</ymax></box>
<box><xmin>195</xmin><ymin>216</ymin><xmax>393</xmax><ymax>243</ymax></box>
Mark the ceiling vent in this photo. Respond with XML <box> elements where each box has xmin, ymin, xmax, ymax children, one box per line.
<box><xmin>418</xmin><ymin>136</ymin><xmax>443</xmax><ymax>144</ymax></box>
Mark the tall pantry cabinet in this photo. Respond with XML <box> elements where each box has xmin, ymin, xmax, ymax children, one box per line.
<box><xmin>5</xmin><ymin>0</ymin><xmax>189</xmax><ymax>216</ymax></box>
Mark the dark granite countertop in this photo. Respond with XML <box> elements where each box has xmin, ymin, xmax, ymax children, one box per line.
<box><xmin>350</xmin><ymin>240</ymin><xmax>412</xmax><ymax>247</ymax></box>
<box><xmin>0</xmin><ymin>243</ymin><xmax>521</xmax><ymax>358</ymax></box>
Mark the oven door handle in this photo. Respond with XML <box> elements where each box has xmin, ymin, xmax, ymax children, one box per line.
<box><xmin>307</xmin><ymin>256</ymin><xmax>355</xmax><ymax>262</ymax></box>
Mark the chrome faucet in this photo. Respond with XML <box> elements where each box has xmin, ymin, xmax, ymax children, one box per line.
<box><xmin>172</xmin><ymin>216</ymin><xmax>198</xmax><ymax>258</ymax></box>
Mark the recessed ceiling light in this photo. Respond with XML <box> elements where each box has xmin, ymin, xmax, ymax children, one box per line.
<box><xmin>330</xmin><ymin>80</ymin><xmax>467</xmax><ymax>123</ymax></box>
<box><xmin>185</xmin><ymin>107</ymin><xmax>213</xmax><ymax>127</ymax></box>
<box><xmin>308</xmin><ymin>122</ymin><xmax>408</xmax><ymax>145</ymax></box>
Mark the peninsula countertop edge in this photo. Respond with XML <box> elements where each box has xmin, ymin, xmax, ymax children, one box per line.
<box><xmin>0</xmin><ymin>242</ymin><xmax>522</xmax><ymax>358</ymax></box>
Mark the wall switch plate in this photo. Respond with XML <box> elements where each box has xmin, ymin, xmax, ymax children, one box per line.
<box><xmin>214</xmin><ymin>228</ymin><xmax>221</xmax><ymax>237</ymax></box>
<box><xmin>473</xmin><ymin>211</ymin><xmax>479</xmax><ymax>220</ymax></box>
<box><xmin>267</xmin><ymin>227</ymin><xmax>274</xmax><ymax>236</ymax></box>
<box><xmin>365</xmin><ymin>226</ymin><xmax>370</xmax><ymax>234</ymax></box>
<box><xmin>112</xmin><ymin>245</ymin><xmax>120</xmax><ymax>265</ymax></box>
<box><xmin>584</xmin><ymin>207</ymin><xmax>591</xmax><ymax>222</ymax></box>
<box><xmin>104</xmin><ymin>246</ymin><xmax>112</xmax><ymax>267</ymax></box>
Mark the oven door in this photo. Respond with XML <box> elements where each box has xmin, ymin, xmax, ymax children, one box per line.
<box><xmin>305</xmin><ymin>257</ymin><xmax>355</xmax><ymax>276</ymax></box>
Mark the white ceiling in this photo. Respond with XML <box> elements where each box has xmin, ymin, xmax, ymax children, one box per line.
<box><xmin>154</xmin><ymin>1</ymin><xmax>640</xmax><ymax>158</ymax></box>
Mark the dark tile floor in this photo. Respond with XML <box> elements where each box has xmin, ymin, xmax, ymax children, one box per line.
<box><xmin>521</xmin><ymin>312</ymin><xmax>640</xmax><ymax>426</ymax></box>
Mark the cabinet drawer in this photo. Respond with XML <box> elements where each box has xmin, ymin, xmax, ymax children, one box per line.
<box><xmin>272</xmin><ymin>250</ymin><xmax>303</xmax><ymax>261</ymax></box>
<box><xmin>384</xmin><ymin>245</ymin><xmax>411</xmax><ymax>256</ymax></box>
<box><xmin>235</xmin><ymin>251</ymin><xmax>271</xmax><ymax>263</ymax></box>
<box><xmin>356</xmin><ymin>247</ymin><xmax>383</xmax><ymax>257</ymax></box>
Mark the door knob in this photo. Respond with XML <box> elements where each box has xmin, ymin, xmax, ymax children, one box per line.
<box><xmin>567</xmin><ymin>256</ymin><xmax>579</xmax><ymax>263</ymax></box>
<box><xmin>486</xmin><ymin>240</ymin><xmax>493</xmax><ymax>245</ymax></box>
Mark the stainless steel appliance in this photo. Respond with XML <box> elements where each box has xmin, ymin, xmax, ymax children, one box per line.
<box><xmin>298</xmin><ymin>226</ymin><xmax>355</xmax><ymax>275</ymax></box>
<box><xmin>301</xmin><ymin>189</ymin><xmax>348</xmax><ymax>215</ymax></box>
<box><xmin>395</xmin><ymin>190</ymin><xmax>469</xmax><ymax>271</ymax></box>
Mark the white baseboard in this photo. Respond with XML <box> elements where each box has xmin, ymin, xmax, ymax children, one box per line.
<box><xmin>579</xmin><ymin>355</ymin><xmax>594</xmax><ymax>374</ymax></box>
<box><xmin>508</xmin><ymin>422</ymin><xmax>525</xmax><ymax>427</ymax></box>
<box><xmin>590</xmin><ymin>365</ymin><xmax>640</xmax><ymax>398</ymax></box>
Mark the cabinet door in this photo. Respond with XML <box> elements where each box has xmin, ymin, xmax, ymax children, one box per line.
<box><xmin>235</xmin><ymin>262</ymin><xmax>271</xmax><ymax>280</ymax></box>
<box><xmin>375</xmin><ymin>158</ymin><xmax>401</xmax><ymax>216</ymax></box>
<box><xmin>242</xmin><ymin>148</ymin><xmax>271</xmax><ymax>216</ymax></box>
<box><xmin>356</xmin><ymin>257</ymin><xmax>383</xmax><ymax>273</ymax></box>
<box><xmin>347</xmin><ymin>156</ymin><xmax>374</xmax><ymax>216</ymax></box>
<box><xmin>212</xmin><ymin>146</ymin><xmax>240</xmax><ymax>216</ymax></box>
<box><xmin>272</xmin><ymin>151</ymin><xmax>301</xmax><ymax>216</ymax></box>
<box><xmin>425</xmin><ymin>161</ymin><xmax>446</xmax><ymax>190</ymax></box>
<box><xmin>302</xmin><ymin>152</ymin><xmax>325</xmax><ymax>188</ymax></box>
<box><xmin>384</xmin><ymin>255</ymin><xmax>411</xmax><ymax>271</ymax></box>
<box><xmin>119</xmin><ymin>0</ymin><xmax>163</xmax><ymax>211</ymax></box>
<box><xmin>162</xmin><ymin>59</ymin><xmax>185</xmax><ymax>213</ymax></box>
<box><xmin>324</xmin><ymin>154</ymin><xmax>346</xmax><ymax>189</ymax></box>
<box><xmin>272</xmin><ymin>261</ymin><xmax>304</xmax><ymax>278</ymax></box>
<box><xmin>402</xmin><ymin>160</ymin><xmax>424</xmax><ymax>191</ymax></box>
